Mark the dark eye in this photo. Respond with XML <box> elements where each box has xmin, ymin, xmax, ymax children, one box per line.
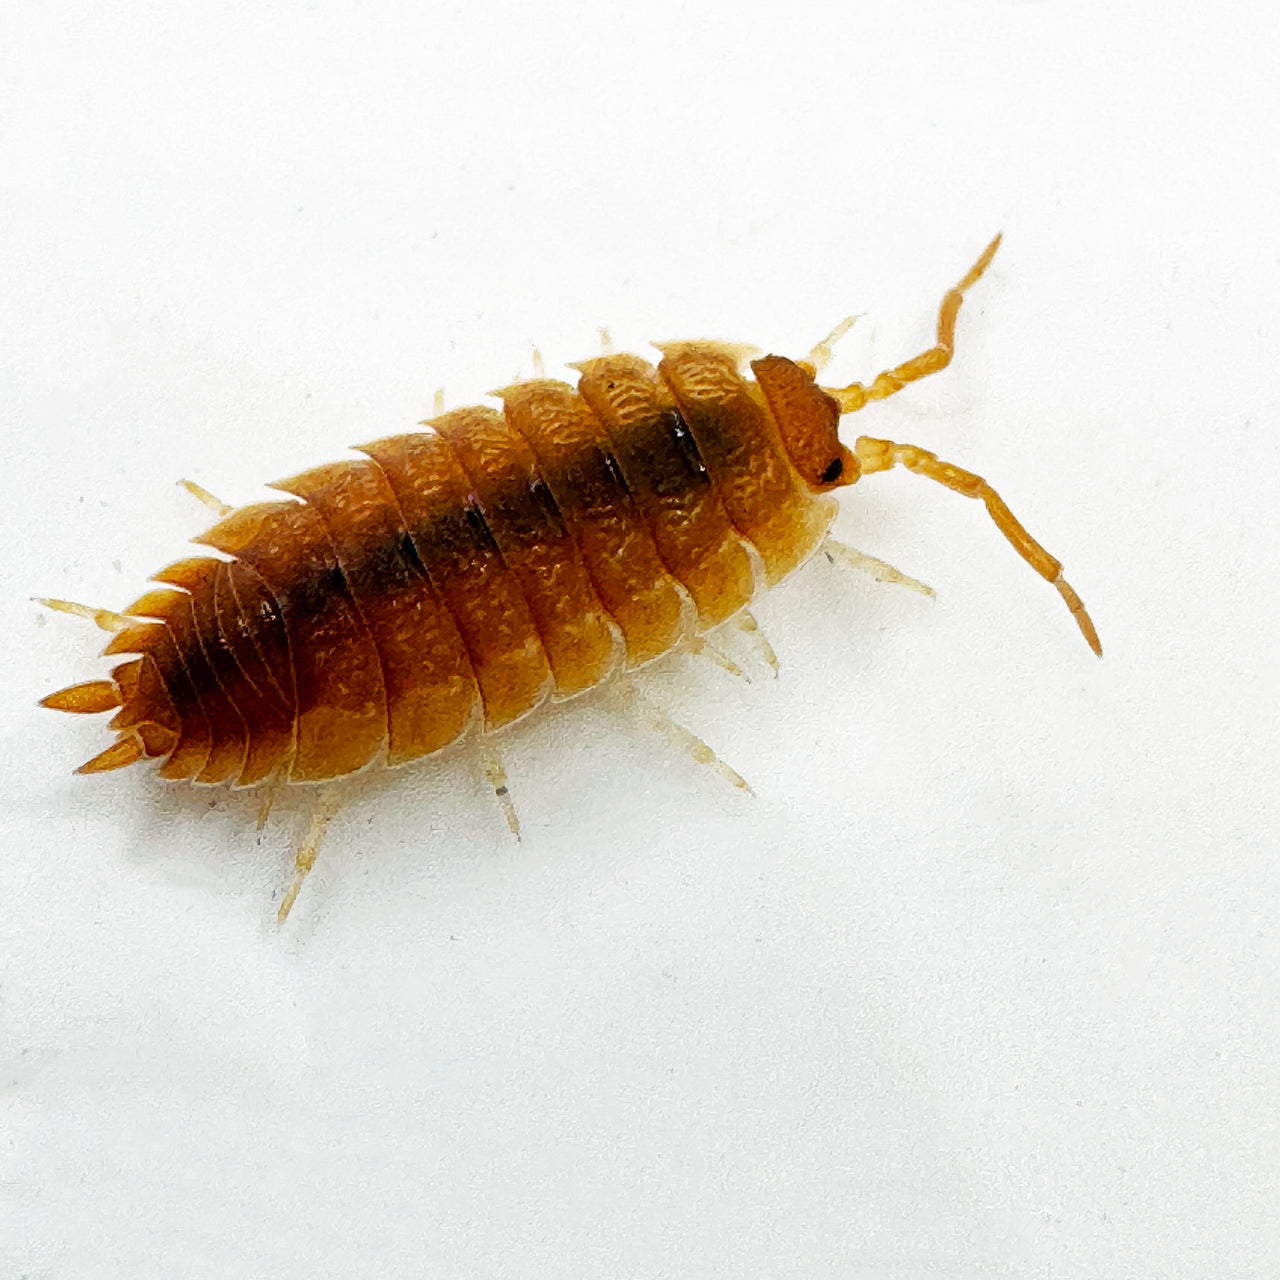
<box><xmin>819</xmin><ymin>456</ymin><xmax>844</xmax><ymax>484</ymax></box>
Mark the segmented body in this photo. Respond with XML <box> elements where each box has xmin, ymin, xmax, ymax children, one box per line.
<box><xmin>49</xmin><ymin>342</ymin><xmax>842</xmax><ymax>786</ymax></box>
<box><xmin>44</xmin><ymin>234</ymin><xmax>1102</xmax><ymax>859</ymax></box>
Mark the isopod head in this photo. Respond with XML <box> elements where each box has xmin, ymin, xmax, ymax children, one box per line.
<box><xmin>751</xmin><ymin>355</ymin><xmax>859</xmax><ymax>493</ymax></box>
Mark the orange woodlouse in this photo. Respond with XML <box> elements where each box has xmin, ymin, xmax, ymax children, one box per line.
<box><xmin>41</xmin><ymin>235</ymin><xmax>1101</xmax><ymax>920</ymax></box>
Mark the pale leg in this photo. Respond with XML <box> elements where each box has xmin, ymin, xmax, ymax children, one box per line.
<box><xmin>36</xmin><ymin>596</ymin><xmax>132</xmax><ymax>632</ymax></box>
<box><xmin>688</xmin><ymin>635</ymin><xmax>748</xmax><ymax>682</ymax></box>
<box><xmin>825</xmin><ymin>539</ymin><xmax>935</xmax><ymax>597</ymax></box>
<box><xmin>804</xmin><ymin>315</ymin><xmax>859</xmax><ymax>376</ymax></box>
<box><xmin>178</xmin><ymin>479</ymin><xmax>233</xmax><ymax>517</ymax></box>
<box><xmin>480</xmin><ymin>741</ymin><xmax>521</xmax><ymax>840</ymax></box>
<box><xmin>609</xmin><ymin>683</ymin><xmax>753</xmax><ymax>795</ymax></box>
<box><xmin>729</xmin><ymin>609</ymin><xmax>779</xmax><ymax>676</ymax></box>
<box><xmin>278</xmin><ymin>787</ymin><xmax>342</xmax><ymax>924</ymax></box>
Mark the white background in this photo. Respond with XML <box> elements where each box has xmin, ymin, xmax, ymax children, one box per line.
<box><xmin>3</xmin><ymin>2</ymin><xmax>1278</xmax><ymax>1276</ymax></box>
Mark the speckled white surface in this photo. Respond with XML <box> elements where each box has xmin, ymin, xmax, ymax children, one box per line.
<box><xmin>3</xmin><ymin>2</ymin><xmax>1278</xmax><ymax>1276</ymax></box>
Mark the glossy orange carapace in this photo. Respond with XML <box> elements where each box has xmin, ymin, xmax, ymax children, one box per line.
<box><xmin>42</xmin><ymin>235</ymin><xmax>1100</xmax><ymax>797</ymax></box>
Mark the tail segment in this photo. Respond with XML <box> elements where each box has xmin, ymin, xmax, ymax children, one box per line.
<box><xmin>76</xmin><ymin>736</ymin><xmax>145</xmax><ymax>774</ymax></box>
<box><xmin>40</xmin><ymin>598</ymin><xmax>185</xmax><ymax>775</ymax></box>
<box><xmin>40</xmin><ymin>680</ymin><xmax>121</xmax><ymax>715</ymax></box>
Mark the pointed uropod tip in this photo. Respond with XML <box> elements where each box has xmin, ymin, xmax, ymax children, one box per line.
<box><xmin>41</xmin><ymin>680</ymin><xmax>122</xmax><ymax>714</ymax></box>
<box><xmin>75</xmin><ymin>735</ymin><xmax>144</xmax><ymax>774</ymax></box>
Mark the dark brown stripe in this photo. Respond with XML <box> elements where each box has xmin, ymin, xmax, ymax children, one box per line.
<box><xmin>357</xmin><ymin>430</ymin><xmax>553</xmax><ymax>730</ymax></box>
<box><xmin>428</xmin><ymin>405</ymin><xmax>617</xmax><ymax>697</ymax></box>
<box><xmin>497</xmin><ymin>379</ymin><xmax>690</xmax><ymax>667</ymax></box>
<box><xmin>217</xmin><ymin>560</ymin><xmax>294</xmax><ymax>712</ymax></box>
<box><xmin>158</xmin><ymin>369</ymin><xmax>775</xmax><ymax>766</ymax></box>
<box><xmin>271</xmin><ymin>457</ymin><xmax>479</xmax><ymax>764</ymax></box>
<box><xmin>194</xmin><ymin>500</ymin><xmax>388</xmax><ymax>782</ymax></box>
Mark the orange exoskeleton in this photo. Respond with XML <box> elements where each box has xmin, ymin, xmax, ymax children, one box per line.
<box><xmin>41</xmin><ymin>234</ymin><xmax>1100</xmax><ymax>920</ymax></box>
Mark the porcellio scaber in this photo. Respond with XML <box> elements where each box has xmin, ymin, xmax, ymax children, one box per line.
<box><xmin>41</xmin><ymin>235</ymin><xmax>1101</xmax><ymax>919</ymax></box>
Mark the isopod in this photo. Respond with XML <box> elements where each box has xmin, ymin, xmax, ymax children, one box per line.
<box><xmin>41</xmin><ymin>235</ymin><xmax>1101</xmax><ymax>920</ymax></box>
